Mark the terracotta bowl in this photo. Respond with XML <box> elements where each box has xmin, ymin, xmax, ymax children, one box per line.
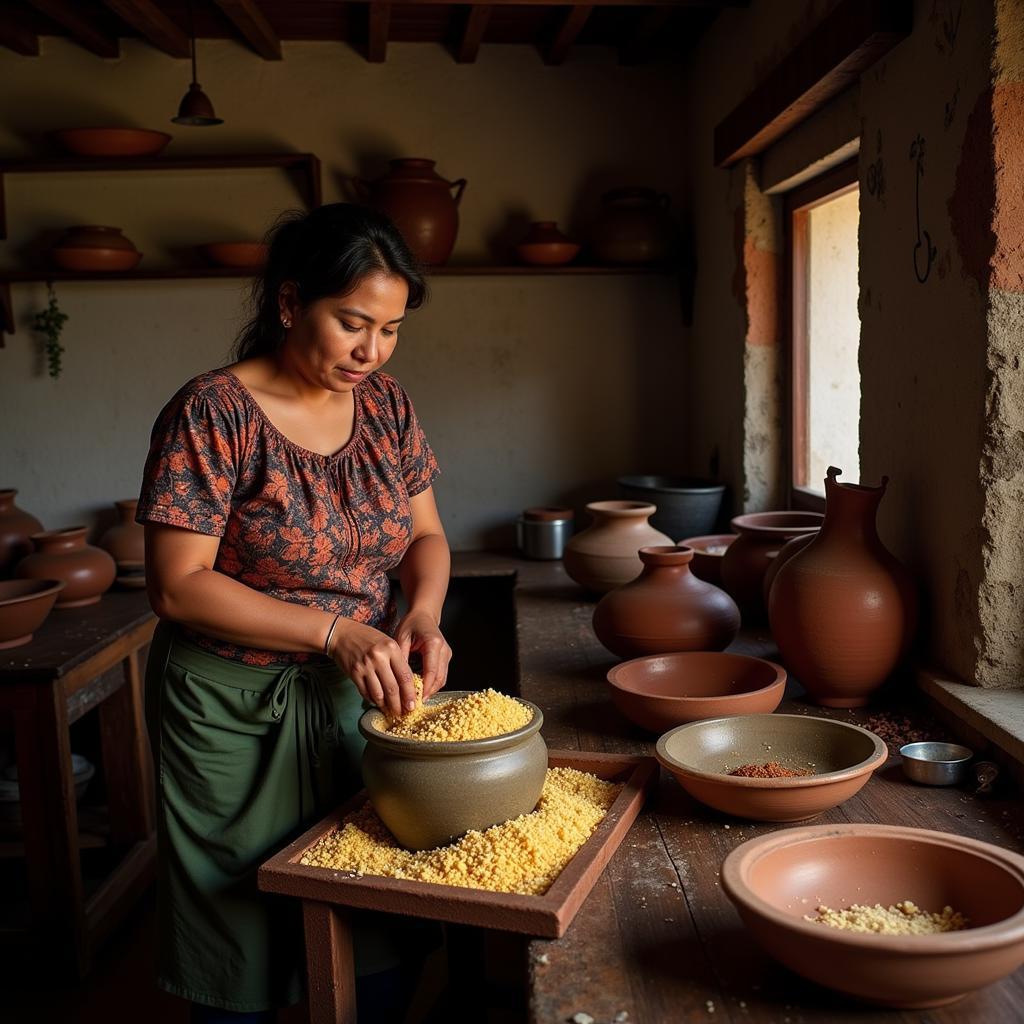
<box><xmin>515</xmin><ymin>242</ymin><xmax>581</xmax><ymax>266</ymax></box>
<box><xmin>51</xmin><ymin>127</ymin><xmax>172</xmax><ymax>157</ymax></box>
<box><xmin>51</xmin><ymin>247</ymin><xmax>142</xmax><ymax>272</ymax></box>
<box><xmin>606</xmin><ymin>652</ymin><xmax>786</xmax><ymax>732</ymax></box>
<box><xmin>678</xmin><ymin>534</ymin><xmax>737</xmax><ymax>586</ymax></box>
<box><xmin>722</xmin><ymin>824</ymin><xmax>1024</xmax><ymax>1008</ymax></box>
<box><xmin>0</xmin><ymin>579</ymin><xmax>64</xmax><ymax>648</ymax></box>
<box><xmin>655</xmin><ymin>714</ymin><xmax>887</xmax><ymax>821</ymax></box>
<box><xmin>200</xmin><ymin>242</ymin><xmax>269</xmax><ymax>269</ymax></box>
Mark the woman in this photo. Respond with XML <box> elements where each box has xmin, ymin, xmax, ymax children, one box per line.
<box><xmin>137</xmin><ymin>203</ymin><xmax>451</xmax><ymax>1022</ymax></box>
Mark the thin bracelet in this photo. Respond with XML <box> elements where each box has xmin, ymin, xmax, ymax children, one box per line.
<box><xmin>323</xmin><ymin>613</ymin><xmax>341</xmax><ymax>656</ymax></box>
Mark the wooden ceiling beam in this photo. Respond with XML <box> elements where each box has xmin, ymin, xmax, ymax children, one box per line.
<box><xmin>618</xmin><ymin>7</ymin><xmax>673</xmax><ymax>65</ymax></box>
<box><xmin>0</xmin><ymin>7</ymin><xmax>39</xmax><ymax>55</ymax></box>
<box><xmin>455</xmin><ymin>4</ymin><xmax>491</xmax><ymax>64</ymax></box>
<box><xmin>212</xmin><ymin>0</ymin><xmax>281</xmax><ymax>60</ymax></box>
<box><xmin>101</xmin><ymin>0</ymin><xmax>191</xmax><ymax>58</ymax></box>
<box><xmin>25</xmin><ymin>0</ymin><xmax>119</xmax><ymax>57</ymax></box>
<box><xmin>367</xmin><ymin>0</ymin><xmax>390</xmax><ymax>62</ymax></box>
<box><xmin>545</xmin><ymin>4</ymin><xmax>592</xmax><ymax>65</ymax></box>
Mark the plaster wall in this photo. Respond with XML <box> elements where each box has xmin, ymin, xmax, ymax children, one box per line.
<box><xmin>0</xmin><ymin>38</ymin><xmax>688</xmax><ymax>549</ymax></box>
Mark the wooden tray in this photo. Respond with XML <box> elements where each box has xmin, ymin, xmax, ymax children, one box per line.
<box><xmin>258</xmin><ymin>749</ymin><xmax>657</xmax><ymax>939</ymax></box>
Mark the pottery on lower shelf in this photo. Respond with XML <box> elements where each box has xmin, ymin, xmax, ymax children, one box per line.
<box><xmin>0</xmin><ymin>489</ymin><xmax>43</xmax><ymax>577</ymax></box>
<box><xmin>0</xmin><ymin>579</ymin><xmax>64</xmax><ymax>648</ymax></box>
<box><xmin>592</xmin><ymin>545</ymin><xmax>739</xmax><ymax>658</ymax></box>
<box><xmin>98</xmin><ymin>498</ymin><xmax>145</xmax><ymax>570</ymax></box>
<box><xmin>51</xmin><ymin>225</ymin><xmax>142</xmax><ymax>272</ymax></box>
<box><xmin>515</xmin><ymin>222</ymin><xmax>581</xmax><ymax>266</ymax></box>
<box><xmin>590</xmin><ymin>187</ymin><xmax>678</xmax><ymax>265</ymax></box>
<box><xmin>51</xmin><ymin>127</ymin><xmax>172</xmax><ymax>157</ymax></box>
<box><xmin>200</xmin><ymin>242</ymin><xmax>268</xmax><ymax>269</ymax></box>
<box><xmin>15</xmin><ymin>526</ymin><xmax>116</xmax><ymax>607</ymax></box>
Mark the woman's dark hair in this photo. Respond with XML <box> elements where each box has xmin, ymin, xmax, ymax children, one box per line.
<box><xmin>233</xmin><ymin>202</ymin><xmax>427</xmax><ymax>360</ymax></box>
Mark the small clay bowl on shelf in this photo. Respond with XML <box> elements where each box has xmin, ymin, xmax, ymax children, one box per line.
<box><xmin>515</xmin><ymin>242</ymin><xmax>582</xmax><ymax>266</ymax></box>
<box><xmin>51</xmin><ymin>247</ymin><xmax>143</xmax><ymax>272</ymax></box>
<box><xmin>51</xmin><ymin>127</ymin><xmax>172</xmax><ymax>157</ymax></box>
<box><xmin>900</xmin><ymin>741</ymin><xmax>973</xmax><ymax>786</ymax></box>
<box><xmin>721</xmin><ymin>823</ymin><xmax>1024</xmax><ymax>1008</ymax></box>
<box><xmin>0</xmin><ymin>579</ymin><xmax>65</xmax><ymax>649</ymax></box>
<box><xmin>655</xmin><ymin>713</ymin><xmax>886</xmax><ymax>821</ymax></box>
<box><xmin>606</xmin><ymin>652</ymin><xmax>786</xmax><ymax>733</ymax></box>
<box><xmin>678</xmin><ymin>534</ymin><xmax>737</xmax><ymax>586</ymax></box>
<box><xmin>200</xmin><ymin>242</ymin><xmax>269</xmax><ymax>269</ymax></box>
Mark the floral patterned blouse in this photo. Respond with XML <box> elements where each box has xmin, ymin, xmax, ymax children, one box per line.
<box><xmin>136</xmin><ymin>368</ymin><xmax>440</xmax><ymax>665</ymax></box>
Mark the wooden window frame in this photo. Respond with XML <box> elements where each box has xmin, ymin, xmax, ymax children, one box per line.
<box><xmin>784</xmin><ymin>157</ymin><xmax>860</xmax><ymax>514</ymax></box>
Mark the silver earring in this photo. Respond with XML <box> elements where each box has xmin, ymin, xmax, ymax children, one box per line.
<box><xmin>282</xmin><ymin>318</ymin><xmax>291</xmax><ymax>328</ymax></box>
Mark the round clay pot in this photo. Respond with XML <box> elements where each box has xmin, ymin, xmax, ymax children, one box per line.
<box><xmin>55</xmin><ymin>225</ymin><xmax>139</xmax><ymax>251</ymax></box>
<box><xmin>618</xmin><ymin>475</ymin><xmax>726</xmax><ymax>540</ymax></box>
<box><xmin>590</xmin><ymin>187</ymin><xmax>677</xmax><ymax>265</ymax></box>
<box><xmin>0</xmin><ymin>579</ymin><xmax>65</xmax><ymax>648</ymax></box>
<box><xmin>593</xmin><ymin>546</ymin><xmax>740</xmax><ymax>658</ymax></box>
<box><xmin>15</xmin><ymin>527</ymin><xmax>116</xmax><ymax>607</ymax></box>
<box><xmin>563</xmin><ymin>501</ymin><xmax>673</xmax><ymax>594</ymax></box>
<box><xmin>679</xmin><ymin>534</ymin><xmax>737</xmax><ymax>587</ymax></box>
<box><xmin>51</xmin><ymin>225</ymin><xmax>142</xmax><ymax>272</ymax></box>
<box><xmin>762</xmin><ymin>532</ymin><xmax>815</xmax><ymax>604</ymax></box>
<box><xmin>98</xmin><ymin>499</ymin><xmax>145</xmax><ymax>570</ymax></box>
<box><xmin>515</xmin><ymin>222</ymin><xmax>581</xmax><ymax>265</ymax></box>
<box><xmin>51</xmin><ymin>127</ymin><xmax>172</xmax><ymax>157</ymax></box>
<box><xmin>358</xmin><ymin>692</ymin><xmax>547</xmax><ymax>851</ymax></box>
<box><xmin>200</xmin><ymin>241</ymin><xmax>268</xmax><ymax>269</ymax></box>
<box><xmin>0</xmin><ymin>489</ymin><xmax>43</xmax><ymax>577</ymax></box>
<box><xmin>768</xmin><ymin>467</ymin><xmax>919</xmax><ymax>708</ymax></box>
<box><xmin>353</xmin><ymin>158</ymin><xmax>466</xmax><ymax>266</ymax></box>
<box><xmin>720</xmin><ymin>511</ymin><xmax>824</xmax><ymax>619</ymax></box>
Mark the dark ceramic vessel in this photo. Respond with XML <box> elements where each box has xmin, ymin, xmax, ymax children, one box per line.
<box><xmin>618</xmin><ymin>475</ymin><xmax>725</xmax><ymax>541</ymax></box>
<box><xmin>0</xmin><ymin>489</ymin><xmax>43</xmax><ymax>577</ymax></box>
<box><xmin>590</xmin><ymin>187</ymin><xmax>677</xmax><ymax>265</ymax></box>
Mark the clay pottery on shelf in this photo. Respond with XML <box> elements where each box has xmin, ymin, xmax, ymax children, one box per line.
<box><xmin>618</xmin><ymin>475</ymin><xmax>726</xmax><ymax>540</ymax></box>
<box><xmin>720</xmin><ymin>510</ymin><xmax>824</xmax><ymax>619</ymax></box>
<box><xmin>679</xmin><ymin>534</ymin><xmax>737</xmax><ymax>587</ymax></box>
<box><xmin>562</xmin><ymin>501</ymin><xmax>673</xmax><ymax>594</ymax></box>
<box><xmin>200</xmin><ymin>242</ymin><xmax>268</xmax><ymax>269</ymax></box>
<box><xmin>51</xmin><ymin>225</ymin><xmax>142</xmax><ymax>272</ymax></box>
<box><xmin>593</xmin><ymin>545</ymin><xmax>740</xmax><ymax>658</ymax></box>
<box><xmin>353</xmin><ymin>158</ymin><xmax>466</xmax><ymax>266</ymax></box>
<box><xmin>722</xmin><ymin>824</ymin><xmax>1024</xmax><ymax>1008</ymax></box>
<box><xmin>51</xmin><ymin>127</ymin><xmax>172</xmax><ymax>157</ymax></box>
<box><xmin>515</xmin><ymin>222</ymin><xmax>581</xmax><ymax>266</ymax></box>
<box><xmin>15</xmin><ymin>527</ymin><xmax>116</xmax><ymax>607</ymax></box>
<box><xmin>590</xmin><ymin>187</ymin><xmax>677</xmax><ymax>265</ymax></box>
<box><xmin>0</xmin><ymin>579</ymin><xmax>65</xmax><ymax>648</ymax></box>
<box><xmin>98</xmin><ymin>498</ymin><xmax>145</xmax><ymax>570</ymax></box>
<box><xmin>768</xmin><ymin>467</ymin><xmax>918</xmax><ymax>708</ymax></box>
<box><xmin>0</xmin><ymin>489</ymin><xmax>43</xmax><ymax>577</ymax></box>
<box><xmin>358</xmin><ymin>692</ymin><xmax>547</xmax><ymax>850</ymax></box>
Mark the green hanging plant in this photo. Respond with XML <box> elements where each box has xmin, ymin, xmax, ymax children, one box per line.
<box><xmin>32</xmin><ymin>285</ymin><xmax>69</xmax><ymax>379</ymax></box>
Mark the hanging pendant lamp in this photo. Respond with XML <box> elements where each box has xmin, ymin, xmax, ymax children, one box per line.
<box><xmin>171</xmin><ymin>1</ymin><xmax>223</xmax><ymax>126</ymax></box>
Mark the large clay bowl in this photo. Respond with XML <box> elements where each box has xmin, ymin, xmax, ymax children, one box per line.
<box><xmin>52</xmin><ymin>127</ymin><xmax>172</xmax><ymax>157</ymax></box>
<box><xmin>606</xmin><ymin>652</ymin><xmax>786</xmax><ymax>732</ymax></box>
<box><xmin>359</xmin><ymin>691</ymin><xmax>547</xmax><ymax>851</ymax></box>
<box><xmin>200</xmin><ymin>242</ymin><xmax>268</xmax><ymax>269</ymax></box>
<box><xmin>678</xmin><ymin>534</ymin><xmax>736</xmax><ymax>586</ymax></box>
<box><xmin>655</xmin><ymin>714</ymin><xmax>886</xmax><ymax>821</ymax></box>
<box><xmin>0</xmin><ymin>579</ymin><xmax>64</xmax><ymax>648</ymax></box>
<box><xmin>722</xmin><ymin>824</ymin><xmax>1024</xmax><ymax>1008</ymax></box>
<box><xmin>51</xmin><ymin>247</ymin><xmax>142</xmax><ymax>272</ymax></box>
<box><xmin>516</xmin><ymin>241</ymin><xmax>581</xmax><ymax>266</ymax></box>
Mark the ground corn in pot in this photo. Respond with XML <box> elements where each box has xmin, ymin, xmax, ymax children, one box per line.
<box><xmin>375</xmin><ymin>683</ymin><xmax>533</xmax><ymax>742</ymax></box>
<box><xmin>807</xmin><ymin>900</ymin><xmax>968</xmax><ymax>935</ymax></box>
<box><xmin>299</xmin><ymin>767</ymin><xmax>621</xmax><ymax>895</ymax></box>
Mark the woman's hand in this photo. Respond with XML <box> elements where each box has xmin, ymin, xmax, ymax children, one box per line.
<box><xmin>394</xmin><ymin>609</ymin><xmax>452</xmax><ymax>701</ymax></box>
<box><xmin>327</xmin><ymin>617</ymin><xmax>417</xmax><ymax>719</ymax></box>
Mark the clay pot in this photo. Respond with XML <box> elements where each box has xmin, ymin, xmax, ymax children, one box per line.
<box><xmin>51</xmin><ymin>225</ymin><xmax>142</xmax><ymax>272</ymax></box>
<box><xmin>15</xmin><ymin>527</ymin><xmax>116</xmax><ymax>607</ymax></box>
<box><xmin>358</xmin><ymin>692</ymin><xmax>547</xmax><ymax>851</ymax></box>
<box><xmin>0</xmin><ymin>489</ymin><xmax>43</xmax><ymax>577</ymax></box>
<box><xmin>720</xmin><ymin>511</ymin><xmax>823</xmax><ymax>619</ymax></box>
<box><xmin>593</xmin><ymin>546</ymin><xmax>740</xmax><ymax>658</ymax></box>
<box><xmin>590</xmin><ymin>187</ymin><xmax>677</xmax><ymax>265</ymax></box>
<box><xmin>768</xmin><ymin>467</ymin><xmax>918</xmax><ymax>708</ymax></box>
<box><xmin>563</xmin><ymin>501</ymin><xmax>673</xmax><ymax>594</ymax></box>
<box><xmin>98</xmin><ymin>499</ymin><xmax>145</xmax><ymax>570</ymax></box>
<box><xmin>679</xmin><ymin>534</ymin><xmax>737</xmax><ymax>587</ymax></box>
<box><xmin>200</xmin><ymin>242</ymin><xmax>268</xmax><ymax>269</ymax></box>
<box><xmin>515</xmin><ymin>222</ymin><xmax>581</xmax><ymax>266</ymax></box>
<box><xmin>762</xmin><ymin>532</ymin><xmax>815</xmax><ymax>604</ymax></box>
<box><xmin>51</xmin><ymin>127</ymin><xmax>172</xmax><ymax>157</ymax></box>
<box><xmin>353</xmin><ymin>158</ymin><xmax>466</xmax><ymax>266</ymax></box>
<box><xmin>0</xmin><ymin>579</ymin><xmax>65</xmax><ymax>648</ymax></box>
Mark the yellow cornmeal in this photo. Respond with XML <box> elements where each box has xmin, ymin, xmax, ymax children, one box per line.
<box><xmin>376</xmin><ymin>685</ymin><xmax>532</xmax><ymax>742</ymax></box>
<box><xmin>806</xmin><ymin>900</ymin><xmax>968</xmax><ymax>935</ymax></box>
<box><xmin>299</xmin><ymin>767</ymin><xmax>621</xmax><ymax>895</ymax></box>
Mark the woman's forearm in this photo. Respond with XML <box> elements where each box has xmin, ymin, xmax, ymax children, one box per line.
<box><xmin>397</xmin><ymin>532</ymin><xmax>451</xmax><ymax>622</ymax></box>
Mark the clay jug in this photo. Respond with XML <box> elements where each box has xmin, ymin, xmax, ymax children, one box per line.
<box><xmin>762</xmin><ymin>533</ymin><xmax>816</xmax><ymax>605</ymax></box>
<box><xmin>593</xmin><ymin>546</ymin><xmax>740</xmax><ymax>658</ymax></box>
<box><xmin>720</xmin><ymin>511</ymin><xmax>823</xmax><ymax>619</ymax></box>
<box><xmin>563</xmin><ymin>501</ymin><xmax>672</xmax><ymax>594</ymax></box>
<box><xmin>98</xmin><ymin>498</ymin><xmax>145</xmax><ymax>568</ymax></box>
<box><xmin>768</xmin><ymin>467</ymin><xmax>918</xmax><ymax>708</ymax></box>
<box><xmin>590</xmin><ymin>187</ymin><xmax>677</xmax><ymax>265</ymax></box>
<box><xmin>354</xmin><ymin>158</ymin><xmax>466</xmax><ymax>265</ymax></box>
<box><xmin>16</xmin><ymin>527</ymin><xmax>116</xmax><ymax>607</ymax></box>
<box><xmin>0</xmin><ymin>489</ymin><xmax>43</xmax><ymax>577</ymax></box>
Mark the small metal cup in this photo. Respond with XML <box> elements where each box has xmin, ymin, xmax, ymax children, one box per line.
<box><xmin>515</xmin><ymin>515</ymin><xmax>574</xmax><ymax>560</ymax></box>
<box><xmin>899</xmin><ymin>741</ymin><xmax>973</xmax><ymax>786</ymax></box>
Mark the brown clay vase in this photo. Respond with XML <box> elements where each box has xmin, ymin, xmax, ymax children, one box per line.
<box><xmin>768</xmin><ymin>467</ymin><xmax>918</xmax><ymax>708</ymax></box>
<box><xmin>98</xmin><ymin>498</ymin><xmax>145</xmax><ymax>569</ymax></box>
<box><xmin>563</xmin><ymin>501</ymin><xmax>672</xmax><ymax>594</ymax></box>
<box><xmin>762</xmin><ymin>533</ymin><xmax>815</xmax><ymax>605</ymax></box>
<box><xmin>720</xmin><ymin>511</ymin><xmax>823</xmax><ymax>620</ymax></box>
<box><xmin>15</xmin><ymin>527</ymin><xmax>116</xmax><ymax>607</ymax></box>
<box><xmin>590</xmin><ymin>187</ymin><xmax>677</xmax><ymax>265</ymax></box>
<box><xmin>353</xmin><ymin>158</ymin><xmax>466</xmax><ymax>266</ymax></box>
<box><xmin>592</xmin><ymin>545</ymin><xmax>740</xmax><ymax>658</ymax></box>
<box><xmin>0</xmin><ymin>489</ymin><xmax>43</xmax><ymax>577</ymax></box>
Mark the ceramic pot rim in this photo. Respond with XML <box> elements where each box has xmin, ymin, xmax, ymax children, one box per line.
<box><xmin>678</xmin><ymin>534</ymin><xmax>737</xmax><ymax>553</ymax></box>
<box><xmin>0</xmin><ymin>488</ymin><xmax>17</xmax><ymax>499</ymax></box>
<box><xmin>586</xmin><ymin>500</ymin><xmax>657</xmax><ymax>517</ymax></box>
<box><xmin>638</xmin><ymin>544</ymin><xmax>695</xmax><ymax>565</ymax></box>
<box><xmin>721</xmin><ymin>823</ymin><xmax>1024</xmax><ymax>952</ymax></box>
<box><xmin>654</xmin><ymin>714</ymin><xmax>887</xmax><ymax>787</ymax></box>
<box><xmin>730</xmin><ymin>512</ymin><xmax>824</xmax><ymax>535</ymax></box>
<box><xmin>618</xmin><ymin>475</ymin><xmax>726</xmax><ymax>495</ymax></box>
<box><xmin>357</xmin><ymin>691</ymin><xmax>544</xmax><ymax>755</ymax></box>
<box><xmin>608</xmin><ymin>654</ymin><xmax>785</xmax><ymax>704</ymax></box>
<box><xmin>30</xmin><ymin>525</ymin><xmax>87</xmax><ymax>542</ymax></box>
<box><xmin>0</xmin><ymin>579</ymin><xmax>65</xmax><ymax>606</ymax></box>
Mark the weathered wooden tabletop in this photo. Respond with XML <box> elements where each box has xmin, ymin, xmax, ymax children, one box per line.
<box><xmin>448</xmin><ymin>552</ymin><xmax>1024</xmax><ymax>1024</ymax></box>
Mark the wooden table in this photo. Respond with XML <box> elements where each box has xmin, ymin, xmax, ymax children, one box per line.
<box><xmin>0</xmin><ymin>589</ymin><xmax>157</xmax><ymax>979</ymax></box>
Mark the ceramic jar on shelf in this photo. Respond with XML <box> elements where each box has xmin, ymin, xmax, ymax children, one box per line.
<box><xmin>515</xmin><ymin>222</ymin><xmax>581</xmax><ymax>266</ymax></box>
<box><xmin>768</xmin><ymin>467</ymin><xmax>918</xmax><ymax>708</ymax></box>
<box><xmin>592</xmin><ymin>545</ymin><xmax>740</xmax><ymax>658</ymax></box>
<box><xmin>98</xmin><ymin>498</ymin><xmax>145</xmax><ymax>568</ymax></box>
<box><xmin>0</xmin><ymin>489</ymin><xmax>43</xmax><ymax>577</ymax></box>
<box><xmin>590</xmin><ymin>187</ymin><xmax>677</xmax><ymax>265</ymax></box>
<box><xmin>16</xmin><ymin>527</ymin><xmax>116</xmax><ymax>607</ymax></box>
<box><xmin>51</xmin><ymin>226</ymin><xmax>142</xmax><ymax>272</ymax></box>
<box><xmin>563</xmin><ymin>501</ymin><xmax>673</xmax><ymax>594</ymax></box>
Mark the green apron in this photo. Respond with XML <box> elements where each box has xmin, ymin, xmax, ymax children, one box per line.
<box><xmin>145</xmin><ymin>620</ymin><xmax>411</xmax><ymax>1012</ymax></box>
